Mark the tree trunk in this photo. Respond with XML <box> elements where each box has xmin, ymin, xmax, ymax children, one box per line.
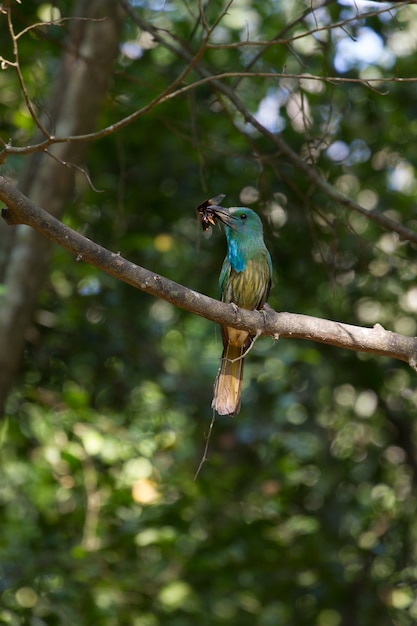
<box><xmin>0</xmin><ymin>0</ymin><xmax>123</xmax><ymax>416</ymax></box>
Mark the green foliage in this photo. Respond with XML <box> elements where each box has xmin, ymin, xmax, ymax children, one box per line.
<box><xmin>2</xmin><ymin>1</ymin><xmax>417</xmax><ymax>624</ymax></box>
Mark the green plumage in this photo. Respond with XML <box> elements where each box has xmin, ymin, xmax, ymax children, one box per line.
<box><xmin>212</xmin><ymin>207</ymin><xmax>272</xmax><ymax>416</ymax></box>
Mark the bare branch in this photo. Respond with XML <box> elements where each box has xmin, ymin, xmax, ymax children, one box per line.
<box><xmin>1</xmin><ymin>175</ymin><xmax>416</xmax><ymax>369</ymax></box>
<box><xmin>6</xmin><ymin>4</ymin><xmax>50</xmax><ymax>138</ymax></box>
<box><xmin>2</xmin><ymin>1</ymin><xmax>417</xmax><ymax>249</ymax></box>
<box><xmin>0</xmin><ymin>0</ymin><xmax>124</xmax><ymax>415</ymax></box>
<box><xmin>43</xmin><ymin>149</ymin><xmax>104</xmax><ymax>193</ymax></box>
<box><xmin>204</xmin><ymin>1</ymin><xmax>409</xmax><ymax>49</ymax></box>
<box><xmin>15</xmin><ymin>16</ymin><xmax>105</xmax><ymax>40</ymax></box>
<box><xmin>119</xmin><ymin>10</ymin><xmax>417</xmax><ymax>245</ymax></box>
<box><xmin>2</xmin><ymin>67</ymin><xmax>416</xmax><ymax>163</ymax></box>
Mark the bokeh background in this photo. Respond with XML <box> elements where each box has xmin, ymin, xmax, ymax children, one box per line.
<box><xmin>2</xmin><ymin>1</ymin><xmax>417</xmax><ymax>624</ymax></box>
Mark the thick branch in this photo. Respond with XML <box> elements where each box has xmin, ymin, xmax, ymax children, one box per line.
<box><xmin>1</xmin><ymin>175</ymin><xmax>417</xmax><ymax>369</ymax></box>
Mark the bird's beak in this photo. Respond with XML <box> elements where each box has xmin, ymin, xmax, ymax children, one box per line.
<box><xmin>207</xmin><ymin>206</ymin><xmax>238</xmax><ymax>229</ymax></box>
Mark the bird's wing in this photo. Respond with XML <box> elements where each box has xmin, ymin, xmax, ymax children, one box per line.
<box><xmin>218</xmin><ymin>257</ymin><xmax>232</xmax><ymax>301</ymax></box>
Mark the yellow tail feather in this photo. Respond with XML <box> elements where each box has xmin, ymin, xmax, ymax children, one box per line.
<box><xmin>212</xmin><ymin>343</ymin><xmax>245</xmax><ymax>416</ymax></box>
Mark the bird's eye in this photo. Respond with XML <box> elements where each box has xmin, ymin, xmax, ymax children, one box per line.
<box><xmin>240</xmin><ymin>213</ymin><xmax>247</xmax><ymax>220</ymax></box>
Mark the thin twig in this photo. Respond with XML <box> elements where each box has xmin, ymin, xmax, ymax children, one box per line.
<box><xmin>44</xmin><ymin>149</ymin><xmax>104</xmax><ymax>193</ymax></box>
<box><xmin>6</xmin><ymin>4</ymin><xmax>50</xmax><ymax>138</ymax></box>
<box><xmin>228</xmin><ymin>331</ymin><xmax>262</xmax><ymax>363</ymax></box>
<box><xmin>16</xmin><ymin>16</ymin><xmax>105</xmax><ymax>40</ymax></box>
<box><xmin>194</xmin><ymin>411</ymin><xmax>216</xmax><ymax>480</ymax></box>
<box><xmin>204</xmin><ymin>1</ymin><xmax>410</xmax><ymax>50</ymax></box>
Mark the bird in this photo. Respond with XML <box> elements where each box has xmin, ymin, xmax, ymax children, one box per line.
<box><xmin>209</xmin><ymin>206</ymin><xmax>272</xmax><ymax>416</ymax></box>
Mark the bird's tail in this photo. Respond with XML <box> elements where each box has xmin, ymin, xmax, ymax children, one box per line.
<box><xmin>212</xmin><ymin>343</ymin><xmax>245</xmax><ymax>416</ymax></box>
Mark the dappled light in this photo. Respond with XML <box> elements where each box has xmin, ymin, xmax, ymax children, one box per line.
<box><xmin>2</xmin><ymin>0</ymin><xmax>417</xmax><ymax>625</ymax></box>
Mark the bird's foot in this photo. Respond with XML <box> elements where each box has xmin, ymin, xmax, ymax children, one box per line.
<box><xmin>261</xmin><ymin>302</ymin><xmax>279</xmax><ymax>341</ymax></box>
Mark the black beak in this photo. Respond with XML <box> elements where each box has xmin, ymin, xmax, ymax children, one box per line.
<box><xmin>196</xmin><ymin>194</ymin><xmax>237</xmax><ymax>231</ymax></box>
<box><xmin>203</xmin><ymin>206</ymin><xmax>237</xmax><ymax>229</ymax></box>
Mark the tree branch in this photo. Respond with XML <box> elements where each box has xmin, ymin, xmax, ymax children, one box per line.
<box><xmin>0</xmin><ymin>0</ymin><xmax>124</xmax><ymax>416</ymax></box>
<box><xmin>121</xmin><ymin>7</ymin><xmax>417</xmax><ymax>246</ymax></box>
<box><xmin>1</xmin><ymin>175</ymin><xmax>416</xmax><ymax>370</ymax></box>
<box><xmin>2</xmin><ymin>2</ymin><xmax>417</xmax><ymax>249</ymax></box>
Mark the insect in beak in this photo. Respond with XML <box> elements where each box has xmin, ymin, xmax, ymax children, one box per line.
<box><xmin>196</xmin><ymin>194</ymin><xmax>238</xmax><ymax>233</ymax></box>
<box><xmin>197</xmin><ymin>194</ymin><xmax>226</xmax><ymax>232</ymax></box>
